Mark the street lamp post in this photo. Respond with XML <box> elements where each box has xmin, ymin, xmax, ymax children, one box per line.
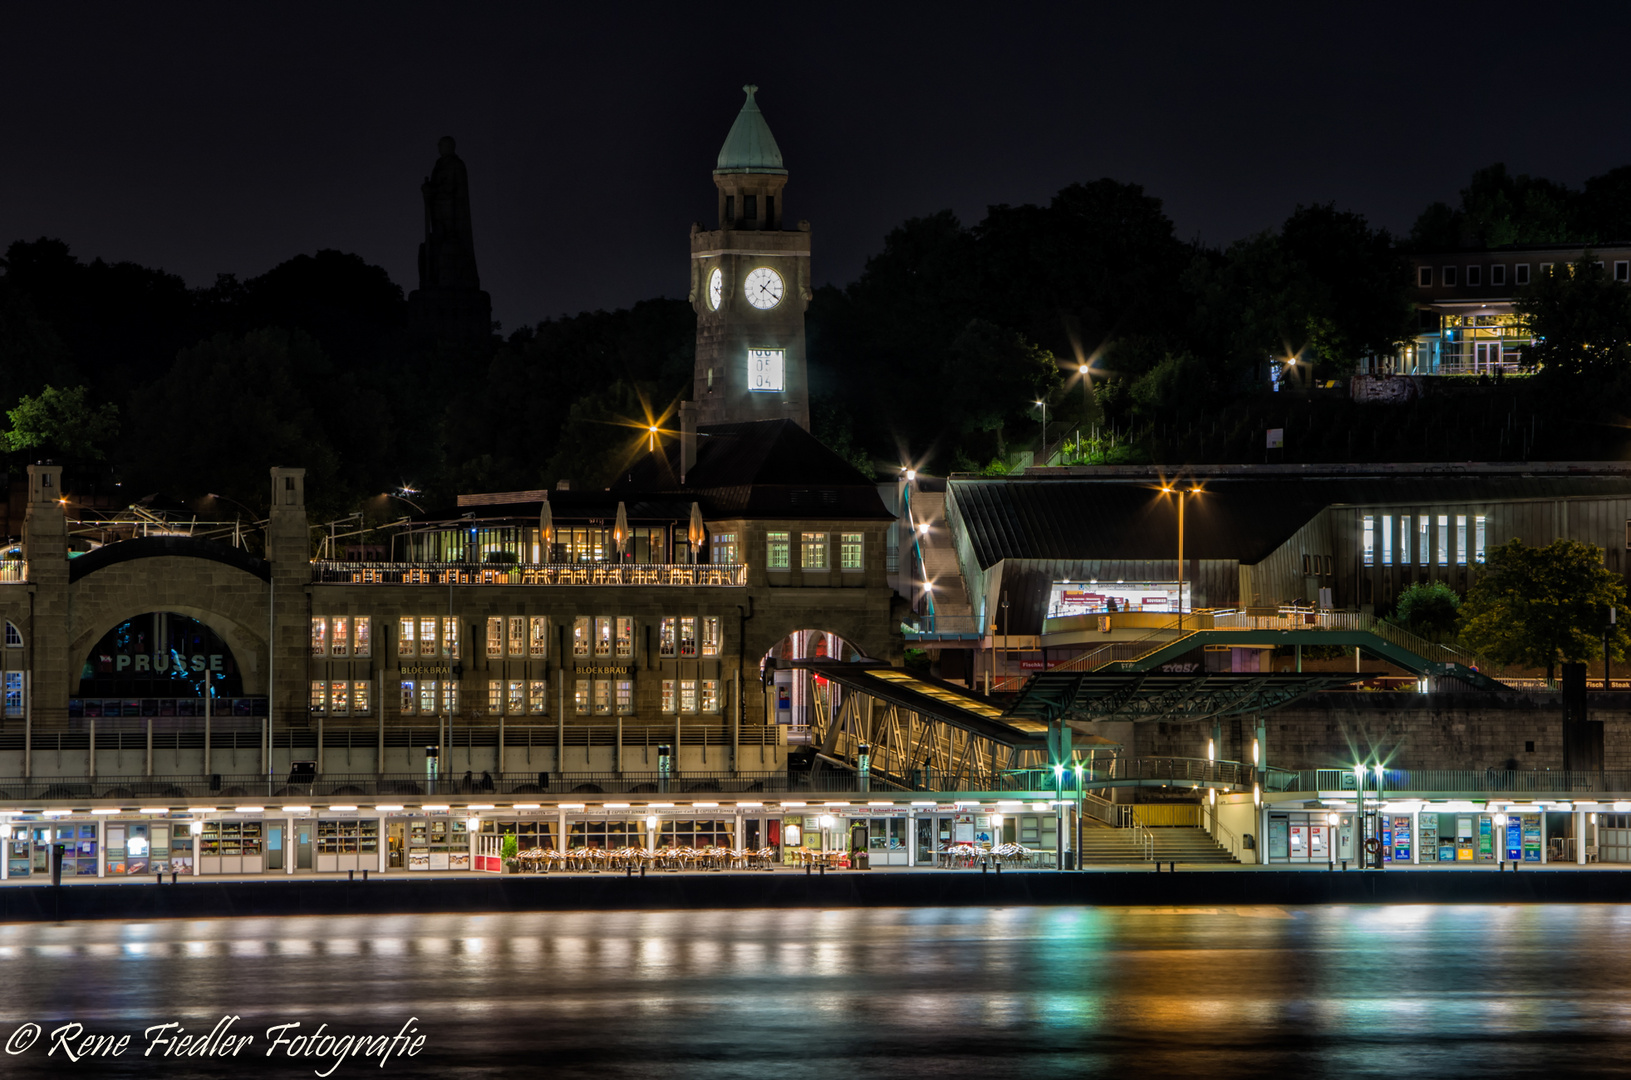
<box><xmin>1161</xmin><ymin>485</ymin><xmax>1202</xmax><ymax>633</ymax></box>
<box><xmin>1327</xmin><ymin>811</ymin><xmax>1339</xmax><ymax>871</ymax></box>
<box><xmin>1493</xmin><ymin>812</ymin><xmax>1507</xmax><ymax>871</ymax></box>
<box><xmin>1034</xmin><ymin>399</ymin><xmax>1048</xmax><ymax>463</ymax></box>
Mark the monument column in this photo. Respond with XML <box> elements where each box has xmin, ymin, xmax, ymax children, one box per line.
<box><xmin>266</xmin><ymin>468</ymin><xmax>311</xmax><ymax>778</ymax></box>
<box><xmin>22</xmin><ymin>464</ymin><xmax>69</xmax><ymax>771</ymax></box>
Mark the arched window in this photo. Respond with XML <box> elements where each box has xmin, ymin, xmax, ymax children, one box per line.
<box><xmin>3</xmin><ymin>621</ymin><xmax>20</xmax><ymax>647</ymax></box>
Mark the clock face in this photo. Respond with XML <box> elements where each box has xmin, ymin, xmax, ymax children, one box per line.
<box><xmin>744</xmin><ymin>267</ymin><xmax>784</xmax><ymax>310</ymax></box>
<box><xmin>707</xmin><ymin>267</ymin><xmax>723</xmax><ymax>311</ymax></box>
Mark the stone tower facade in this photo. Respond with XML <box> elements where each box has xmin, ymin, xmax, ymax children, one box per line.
<box><xmin>690</xmin><ymin>86</ymin><xmax>812</xmax><ymax>430</ymax></box>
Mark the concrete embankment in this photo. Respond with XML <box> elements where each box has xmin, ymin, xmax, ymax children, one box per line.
<box><xmin>5</xmin><ymin>869</ymin><xmax>1631</xmax><ymax>922</ymax></box>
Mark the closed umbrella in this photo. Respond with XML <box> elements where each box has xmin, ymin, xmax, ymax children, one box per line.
<box><xmin>688</xmin><ymin>501</ymin><xmax>706</xmax><ymax>563</ymax></box>
<box><xmin>539</xmin><ymin>498</ymin><xmax>553</xmax><ymax>562</ymax></box>
<box><xmin>614</xmin><ymin>501</ymin><xmax>629</xmax><ymax>559</ymax></box>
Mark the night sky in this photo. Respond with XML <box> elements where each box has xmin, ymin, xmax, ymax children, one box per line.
<box><xmin>5</xmin><ymin>4</ymin><xmax>1629</xmax><ymax>331</ymax></box>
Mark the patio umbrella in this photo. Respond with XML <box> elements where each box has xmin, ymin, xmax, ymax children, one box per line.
<box><xmin>614</xmin><ymin>501</ymin><xmax>629</xmax><ymax>557</ymax></box>
<box><xmin>539</xmin><ymin>498</ymin><xmax>553</xmax><ymax>561</ymax></box>
<box><xmin>688</xmin><ymin>501</ymin><xmax>705</xmax><ymax>563</ymax></box>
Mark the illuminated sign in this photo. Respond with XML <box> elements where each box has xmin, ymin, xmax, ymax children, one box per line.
<box><xmin>748</xmin><ymin>349</ymin><xmax>785</xmax><ymax>392</ymax></box>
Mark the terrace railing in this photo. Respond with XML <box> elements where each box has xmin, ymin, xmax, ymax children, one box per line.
<box><xmin>312</xmin><ymin>562</ymin><xmax>746</xmax><ymax>587</ymax></box>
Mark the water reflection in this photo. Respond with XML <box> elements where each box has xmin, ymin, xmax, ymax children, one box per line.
<box><xmin>0</xmin><ymin>906</ymin><xmax>1627</xmax><ymax>1077</ymax></box>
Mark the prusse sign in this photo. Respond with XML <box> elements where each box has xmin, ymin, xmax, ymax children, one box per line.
<box><xmin>110</xmin><ymin>653</ymin><xmax>226</xmax><ymax>675</ymax></box>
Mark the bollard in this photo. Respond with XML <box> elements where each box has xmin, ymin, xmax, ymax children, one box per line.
<box><xmin>819</xmin><ymin>863</ymin><xmax>825</xmax><ymax>876</ymax></box>
<box><xmin>348</xmin><ymin>869</ymin><xmax>355</xmax><ymax>882</ymax></box>
<box><xmin>981</xmin><ymin>860</ymin><xmax>988</xmax><ymax>876</ymax></box>
<box><xmin>1154</xmin><ymin>862</ymin><xmax>1160</xmax><ymax>873</ymax></box>
<box><xmin>995</xmin><ymin>861</ymin><xmax>1002</xmax><ymax>875</ymax></box>
<box><xmin>362</xmin><ymin>869</ymin><xmax>368</xmax><ymax>882</ymax></box>
<box><xmin>156</xmin><ymin>869</ymin><xmax>163</xmax><ymax>885</ymax></box>
<box><xmin>805</xmin><ymin>862</ymin><xmax>811</xmax><ymax>876</ymax></box>
<box><xmin>627</xmin><ymin>864</ymin><xmax>633</xmax><ymax>878</ymax></box>
<box><xmin>171</xmin><ymin>871</ymin><xmax>177</xmax><ymax>885</ymax></box>
<box><xmin>640</xmin><ymin>863</ymin><xmax>646</xmax><ymax>878</ymax></box>
<box><xmin>1169</xmin><ymin>861</ymin><xmax>1175</xmax><ymax>873</ymax></box>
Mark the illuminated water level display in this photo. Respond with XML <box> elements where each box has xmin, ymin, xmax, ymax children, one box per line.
<box><xmin>0</xmin><ymin>904</ymin><xmax>1627</xmax><ymax>1077</ymax></box>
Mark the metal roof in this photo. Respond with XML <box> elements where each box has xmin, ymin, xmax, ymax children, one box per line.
<box><xmin>715</xmin><ymin>85</ymin><xmax>786</xmax><ymax>175</ymax></box>
<box><xmin>1003</xmin><ymin>671</ymin><xmax>1359</xmax><ymax>727</ymax></box>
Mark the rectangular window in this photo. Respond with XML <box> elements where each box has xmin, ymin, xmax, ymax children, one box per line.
<box><xmin>529</xmin><ymin>616</ymin><xmax>548</xmax><ymax>658</ymax></box>
<box><xmin>1302</xmin><ymin>554</ymin><xmax>1311</xmax><ymax>576</ymax></box>
<box><xmin>725</xmin><ymin>195</ymin><xmax>734</xmax><ymax>222</ymax></box>
<box><xmin>1442</xmin><ymin>266</ymin><xmax>1457</xmax><ymax>287</ymax></box>
<box><xmin>841</xmin><ymin>532</ymin><xmax>864</xmax><ymax>571</ymax></box>
<box><xmin>1465</xmin><ymin>265</ymin><xmax>1481</xmax><ymax>287</ymax></box>
<box><xmin>1456</xmin><ymin>515</ymin><xmax>1468</xmax><ymax>565</ymax></box>
<box><xmin>573</xmin><ymin>616</ymin><xmax>590</xmax><ymax>658</ymax></box>
<box><xmin>1418</xmin><ymin>516</ymin><xmax>1430</xmax><ymax>566</ymax></box>
<box><xmin>488</xmin><ymin>679</ymin><xmax>503</xmax><ymax>714</ymax></box>
<box><xmin>486</xmin><ymin>617</ymin><xmax>504</xmax><ymax>659</ymax></box>
<box><xmin>441</xmin><ymin>616</ymin><xmax>459</xmax><ymax>658</ymax></box>
<box><xmin>679</xmin><ymin>617</ymin><xmax>697</xmax><ymax>658</ymax></box>
<box><xmin>331</xmin><ymin>617</ymin><xmax>349</xmax><ymax>657</ymax></box>
<box><xmin>701</xmin><ymin>679</ymin><xmax>719</xmax><ymax>713</ymax></box>
<box><xmin>508</xmin><ymin>680</ymin><xmax>525</xmax><ymax>715</ymax></box>
<box><xmin>441</xmin><ymin>681</ymin><xmax>459</xmax><ymax>713</ymax></box>
<box><xmin>802</xmin><ymin>532</ymin><xmax>829</xmax><ymax>570</ymax></box>
<box><xmin>400</xmin><ymin>681</ymin><xmax>415</xmax><ymax>715</ymax></box>
<box><xmin>1382</xmin><ymin>515</ymin><xmax>1393</xmax><ymax>565</ymax></box>
<box><xmin>594</xmin><ymin>617</ymin><xmax>613</xmax><ymax>658</ymax></box>
<box><xmin>1437</xmin><ymin>515</ymin><xmax>1449</xmax><ymax>566</ymax></box>
<box><xmin>765</xmin><ymin>195</ymin><xmax>773</xmax><ymax>223</ymax></box>
<box><xmin>1540</xmin><ymin>262</ymin><xmax>1553</xmax><ymax>278</ymax></box>
<box><xmin>311</xmin><ymin>618</ymin><xmax>327</xmax><ymax>657</ymax></box>
<box><xmin>1490</xmin><ymin>264</ymin><xmax>1506</xmax><ymax>287</ymax></box>
<box><xmin>419</xmin><ymin>680</ymin><xmax>438</xmax><ymax>715</ymax></box>
<box><xmin>744</xmin><ymin>194</ymin><xmax>757</xmax><ymax>220</ymax></box>
<box><xmin>616</xmin><ymin>680</ymin><xmax>633</xmax><ymax>714</ymax></box>
<box><xmin>528</xmin><ymin>680</ymin><xmax>548</xmax><ymax>715</ymax></box>
<box><xmin>1</xmin><ymin>673</ymin><xmax>19</xmax><ymax>719</ymax></box>
<box><xmin>419</xmin><ymin>617</ymin><xmax>437</xmax><ymax>657</ymax></box>
<box><xmin>1515</xmin><ymin>263</ymin><xmax>1530</xmax><ymax>285</ymax></box>
<box><xmin>680</xmin><ymin>680</ymin><xmax>698</xmax><ymax>713</ymax></box>
<box><xmin>615</xmin><ymin>617</ymin><xmax>634</xmax><ymax>659</ymax></box>
<box><xmin>593</xmin><ymin>680</ymin><xmax>612</xmax><ymax>714</ymax></box>
<box><xmin>507</xmin><ymin>616</ymin><xmax>524</xmax><ymax>657</ymax></box>
<box><xmin>1362</xmin><ymin>516</ymin><xmax>1375</xmax><ymax>566</ymax></box>
<box><xmin>711</xmin><ymin>533</ymin><xmax>739</xmax><ymax>564</ymax></box>
<box><xmin>354</xmin><ymin>617</ymin><xmax>370</xmax><ymax>658</ymax></box>
<box><xmin>662</xmin><ymin>679</ymin><xmax>676</xmax><ymax>713</ymax></box>
<box><xmin>767</xmin><ymin>531</ymin><xmax>790</xmax><ymax>569</ymax></box>
<box><xmin>1399</xmin><ymin>516</ymin><xmax>1411</xmax><ymax>565</ymax></box>
<box><xmin>1618</xmin><ymin>261</ymin><xmax>1631</xmax><ymax>283</ymax></box>
<box><xmin>329</xmin><ymin>680</ymin><xmax>349</xmax><ymax>715</ymax></box>
<box><xmin>575</xmin><ymin>679</ymin><xmax>590</xmax><ymax>714</ymax></box>
<box><xmin>701</xmin><ymin>616</ymin><xmax>721</xmax><ymax>657</ymax></box>
<box><xmin>660</xmin><ymin>617</ymin><xmax>677</xmax><ymax>658</ymax></box>
<box><xmin>352</xmin><ymin>680</ymin><xmax>370</xmax><ymax>714</ymax></box>
<box><xmin>1475</xmin><ymin>515</ymin><xmax>1487</xmax><ymax>563</ymax></box>
<box><xmin>310</xmin><ymin>680</ymin><xmax>326</xmax><ymax>713</ymax></box>
<box><xmin>1418</xmin><ymin>265</ymin><xmax>1433</xmax><ymax>287</ymax></box>
<box><xmin>399</xmin><ymin>618</ymin><xmax>416</xmax><ymax>656</ymax></box>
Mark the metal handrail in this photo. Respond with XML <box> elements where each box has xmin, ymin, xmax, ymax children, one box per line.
<box><xmin>310</xmin><ymin>561</ymin><xmax>747</xmax><ymax>587</ymax></box>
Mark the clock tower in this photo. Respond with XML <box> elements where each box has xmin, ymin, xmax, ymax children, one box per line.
<box><xmin>690</xmin><ymin>85</ymin><xmax>811</xmax><ymax>430</ymax></box>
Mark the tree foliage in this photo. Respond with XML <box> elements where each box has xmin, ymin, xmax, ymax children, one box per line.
<box><xmin>2</xmin><ymin>385</ymin><xmax>120</xmax><ymax>461</ymax></box>
<box><xmin>1514</xmin><ymin>253</ymin><xmax>1631</xmax><ymax>393</ymax></box>
<box><xmin>1458</xmin><ymin>539</ymin><xmax>1628</xmax><ymax>681</ymax></box>
<box><xmin>1389</xmin><ymin>580</ymin><xmax>1460</xmax><ymax>642</ymax></box>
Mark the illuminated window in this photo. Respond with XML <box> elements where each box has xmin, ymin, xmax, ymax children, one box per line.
<box><xmin>1456</xmin><ymin>515</ymin><xmax>1468</xmax><ymax>565</ymax></box>
<box><xmin>508</xmin><ymin>680</ymin><xmax>525</xmax><ymax>714</ymax></box>
<box><xmin>331</xmin><ymin>617</ymin><xmax>349</xmax><ymax>657</ymax></box>
<box><xmin>680</xmin><ymin>680</ymin><xmax>698</xmax><ymax>714</ymax></box>
<box><xmin>593</xmin><ymin>680</ymin><xmax>612</xmax><ymax>714</ymax></box>
<box><xmin>662</xmin><ymin>679</ymin><xmax>676</xmax><ymax>713</ymax></box>
<box><xmin>310</xmin><ymin>680</ymin><xmax>326</xmax><ymax>713</ymax></box>
<box><xmin>528</xmin><ymin>680</ymin><xmax>548</xmax><ymax>714</ymax></box>
<box><xmin>1381</xmin><ymin>515</ymin><xmax>1393</xmax><ymax>565</ymax></box>
<box><xmin>400</xmin><ymin>681</ymin><xmax>415</xmax><ymax>715</ymax></box>
<box><xmin>529</xmin><ymin>617</ymin><xmax>548</xmax><ymax>658</ymax></box>
<box><xmin>509</xmin><ymin>616</ymin><xmax>525</xmax><ymax>657</ymax></box>
<box><xmin>573</xmin><ymin>616</ymin><xmax>590</xmax><ymax>658</ymax></box>
<box><xmin>660</xmin><ymin>617</ymin><xmax>677</xmax><ymax>658</ymax></box>
<box><xmin>354</xmin><ymin>617</ymin><xmax>370</xmax><ymax>657</ymax></box>
<box><xmin>1437</xmin><ymin>515</ymin><xmax>1449</xmax><ymax>566</ymax></box>
<box><xmin>594</xmin><ymin>617</ymin><xmax>613</xmax><ymax>658</ymax></box>
<box><xmin>6</xmin><ymin>672</ymin><xmax>27</xmax><ymax>716</ymax></box>
<box><xmin>419</xmin><ymin>681</ymin><xmax>438</xmax><ymax>714</ymax></box>
<box><xmin>488</xmin><ymin>680</ymin><xmax>503</xmax><ymax>713</ymax></box>
<box><xmin>802</xmin><ymin>532</ymin><xmax>829</xmax><ymax>570</ymax></box>
<box><xmin>841</xmin><ymin>533</ymin><xmax>864</xmax><ymax>571</ymax></box>
<box><xmin>701</xmin><ymin>616</ymin><xmax>721</xmax><ymax>657</ymax></box>
<box><xmin>1400</xmin><ymin>516</ymin><xmax>1411</xmax><ymax>564</ymax></box>
<box><xmin>441</xmin><ymin>617</ymin><xmax>459</xmax><ymax>658</ymax></box>
<box><xmin>4</xmin><ymin>622</ymin><xmax>21</xmax><ymax>647</ymax></box>
<box><xmin>574</xmin><ymin>679</ymin><xmax>590</xmax><ymax>714</ymax></box>
<box><xmin>679</xmin><ymin>617</ymin><xmax>697</xmax><ymax>658</ymax></box>
<box><xmin>487</xmin><ymin>617</ymin><xmax>503</xmax><ymax>659</ymax></box>
<box><xmin>1475</xmin><ymin>515</ymin><xmax>1487</xmax><ymax>563</ymax></box>
<box><xmin>701</xmin><ymin>679</ymin><xmax>719</xmax><ymax>713</ymax></box>
<box><xmin>329</xmin><ymin>681</ymin><xmax>350</xmax><ymax>715</ymax></box>
<box><xmin>616</xmin><ymin>617</ymin><xmax>634</xmax><ymax>659</ymax></box>
<box><xmin>1418</xmin><ymin>517</ymin><xmax>1430</xmax><ymax>566</ymax></box>
<box><xmin>419</xmin><ymin>617</ymin><xmax>437</xmax><ymax>657</ymax></box>
<box><xmin>767</xmin><ymin>532</ymin><xmax>790</xmax><ymax>570</ymax></box>
<box><xmin>711</xmin><ymin>533</ymin><xmax>739</xmax><ymax>564</ymax></box>
<box><xmin>311</xmin><ymin>618</ymin><xmax>327</xmax><ymax>656</ymax></box>
<box><xmin>399</xmin><ymin>619</ymin><xmax>416</xmax><ymax>656</ymax></box>
<box><xmin>441</xmin><ymin>681</ymin><xmax>459</xmax><ymax>713</ymax></box>
<box><xmin>1362</xmin><ymin>516</ymin><xmax>1374</xmax><ymax>566</ymax></box>
<box><xmin>616</xmin><ymin>680</ymin><xmax>633</xmax><ymax>714</ymax></box>
<box><xmin>352</xmin><ymin>680</ymin><xmax>370</xmax><ymax>714</ymax></box>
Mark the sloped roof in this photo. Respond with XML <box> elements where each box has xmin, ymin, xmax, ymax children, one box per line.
<box><xmin>715</xmin><ymin>85</ymin><xmax>786</xmax><ymax>175</ymax></box>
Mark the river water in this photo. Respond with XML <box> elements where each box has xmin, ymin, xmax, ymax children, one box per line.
<box><xmin>0</xmin><ymin>904</ymin><xmax>1626</xmax><ymax>1078</ymax></box>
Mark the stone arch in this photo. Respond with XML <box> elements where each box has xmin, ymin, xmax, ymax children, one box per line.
<box><xmin>744</xmin><ymin>613</ymin><xmax>892</xmax><ymax>669</ymax></box>
<box><xmin>68</xmin><ymin>555</ymin><xmax>271</xmax><ymax>695</ymax></box>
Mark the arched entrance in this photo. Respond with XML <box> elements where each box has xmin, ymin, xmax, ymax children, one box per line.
<box><xmin>73</xmin><ymin>612</ymin><xmax>256</xmax><ymax>720</ymax></box>
<box><xmin>761</xmin><ymin>629</ymin><xmax>867</xmax><ymax>739</ymax></box>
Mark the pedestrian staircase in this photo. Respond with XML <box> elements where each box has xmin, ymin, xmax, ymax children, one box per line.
<box><xmin>911</xmin><ymin>490</ymin><xmax>975</xmax><ymax>629</ymax></box>
<box><xmin>1076</xmin><ymin>824</ymin><xmax>1239</xmax><ymax>865</ymax></box>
